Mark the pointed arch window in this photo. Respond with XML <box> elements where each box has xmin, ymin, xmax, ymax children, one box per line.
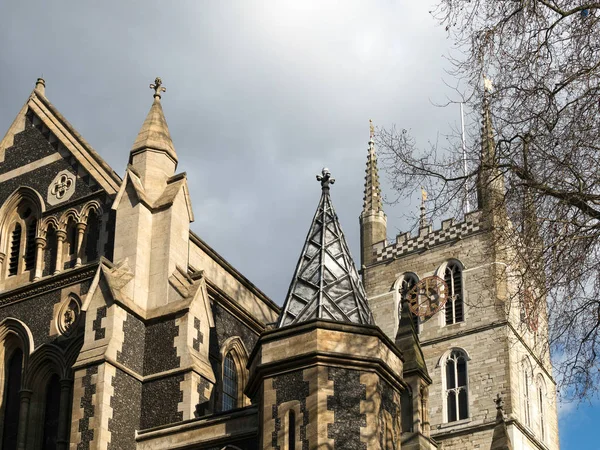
<box><xmin>444</xmin><ymin>349</ymin><xmax>469</xmax><ymax>422</ymax></box>
<box><xmin>8</xmin><ymin>223</ymin><xmax>22</xmax><ymax>276</ymax></box>
<box><xmin>522</xmin><ymin>359</ymin><xmax>533</xmax><ymax>427</ymax></box>
<box><xmin>44</xmin><ymin>225</ymin><xmax>58</xmax><ymax>277</ymax></box>
<box><xmin>400</xmin><ymin>273</ymin><xmax>420</xmax><ymax>333</ymax></box>
<box><xmin>444</xmin><ymin>262</ymin><xmax>464</xmax><ymax>324</ymax></box>
<box><xmin>42</xmin><ymin>374</ymin><xmax>61</xmax><ymax>450</ymax></box>
<box><xmin>537</xmin><ymin>377</ymin><xmax>546</xmax><ymax>441</ymax></box>
<box><xmin>2</xmin><ymin>348</ymin><xmax>23</xmax><ymax>450</ymax></box>
<box><xmin>222</xmin><ymin>352</ymin><xmax>238</xmax><ymax>411</ymax></box>
<box><xmin>288</xmin><ymin>410</ymin><xmax>296</xmax><ymax>450</ymax></box>
<box><xmin>84</xmin><ymin>209</ymin><xmax>100</xmax><ymax>262</ymax></box>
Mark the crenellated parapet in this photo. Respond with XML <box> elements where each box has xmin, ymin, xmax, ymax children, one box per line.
<box><xmin>373</xmin><ymin>210</ymin><xmax>484</xmax><ymax>263</ymax></box>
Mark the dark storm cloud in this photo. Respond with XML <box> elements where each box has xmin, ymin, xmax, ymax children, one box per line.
<box><xmin>0</xmin><ymin>0</ymin><xmax>457</xmax><ymax>303</ymax></box>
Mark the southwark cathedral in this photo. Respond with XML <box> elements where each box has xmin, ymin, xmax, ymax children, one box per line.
<box><xmin>0</xmin><ymin>77</ymin><xmax>559</xmax><ymax>449</ymax></box>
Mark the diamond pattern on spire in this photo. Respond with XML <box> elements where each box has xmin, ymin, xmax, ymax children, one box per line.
<box><xmin>278</xmin><ymin>189</ymin><xmax>374</xmax><ymax>327</ymax></box>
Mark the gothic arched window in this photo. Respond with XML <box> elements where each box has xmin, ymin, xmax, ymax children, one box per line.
<box><xmin>522</xmin><ymin>360</ymin><xmax>532</xmax><ymax>427</ymax></box>
<box><xmin>536</xmin><ymin>376</ymin><xmax>546</xmax><ymax>441</ymax></box>
<box><xmin>288</xmin><ymin>410</ymin><xmax>296</xmax><ymax>450</ymax></box>
<box><xmin>42</xmin><ymin>374</ymin><xmax>61</xmax><ymax>450</ymax></box>
<box><xmin>444</xmin><ymin>349</ymin><xmax>469</xmax><ymax>422</ymax></box>
<box><xmin>400</xmin><ymin>273</ymin><xmax>420</xmax><ymax>333</ymax></box>
<box><xmin>84</xmin><ymin>209</ymin><xmax>100</xmax><ymax>262</ymax></box>
<box><xmin>444</xmin><ymin>261</ymin><xmax>464</xmax><ymax>325</ymax></box>
<box><xmin>44</xmin><ymin>224</ymin><xmax>58</xmax><ymax>277</ymax></box>
<box><xmin>8</xmin><ymin>223</ymin><xmax>22</xmax><ymax>277</ymax></box>
<box><xmin>2</xmin><ymin>348</ymin><xmax>23</xmax><ymax>450</ymax></box>
<box><xmin>222</xmin><ymin>352</ymin><xmax>238</xmax><ymax>411</ymax></box>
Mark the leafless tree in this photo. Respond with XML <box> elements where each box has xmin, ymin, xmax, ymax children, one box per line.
<box><xmin>377</xmin><ymin>1</ymin><xmax>600</xmax><ymax>401</ymax></box>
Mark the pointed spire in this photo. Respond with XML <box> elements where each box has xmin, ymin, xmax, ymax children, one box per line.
<box><xmin>278</xmin><ymin>168</ymin><xmax>374</xmax><ymax>327</ymax></box>
<box><xmin>490</xmin><ymin>394</ymin><xmax>514</xmax><ymax>450</ymax></box>
<box><xmin>361</xmin><ymin>120</ymin><xmax>384</xmax><ymax>217</ymax></box>
<box><xmin>395</xmin><ymin>299</ymin><xmax>429</xmax><ymax>379</ymax></box>
<box><xmin>130</xmin><ymin>77</ymin><xmax>177</xmax><ymax>164</ymax></box>
<box><xmin>477</xmin><ymin>76</ymin><xmax>505</xmax><ymax>212</ymax></box>
<box><xmin>420</xmin><ymin>187</ymin><xmax>428</xmax><ymax>229</ymax></box>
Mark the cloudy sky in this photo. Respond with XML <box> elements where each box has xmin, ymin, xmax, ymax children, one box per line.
<box><xmin>0</xmin><ymin>1</ymin><xmax>593</xmax><ymax>447</ymax></box>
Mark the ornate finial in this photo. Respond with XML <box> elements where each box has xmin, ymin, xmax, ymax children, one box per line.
<box><xmin>494</xmin><ymin>393</ymin><xmax>504</xmax><ymax>411</ymax></box>
<box><xmin>35</xmin><ymin>77</ymin><xmax>46</xmax><ymax>96</ymax></box>
<box><xmin>369</xmin><ymin>119</ymin><xmax>375</xmax><ymax>141</ymax></box>
<box><xmin>150</xmin><ymin>77</ymin><xmax>166</xmax><ymax>99</ymax></box>
<box><xmin>316</xmin><ymin>167</ymin><xmax>335</xmax><ymax>191</ymax></box>
<box><xmin>420</xmin><ymin>187</ymin><xmax>428</xmax><ymax>228</ymax></box>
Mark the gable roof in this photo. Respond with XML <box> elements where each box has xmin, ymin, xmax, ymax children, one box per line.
<box><xmin>278</xmin><ymin>170</ymin><xmax>374</xmax><ymax>327</ymax></box>
<box><xmin>0</xmin><ymin>81</ymin><xmax>122</xmax><ymax>195</ymax></box>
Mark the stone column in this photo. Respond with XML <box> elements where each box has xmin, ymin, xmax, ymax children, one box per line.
<box><xmin>54</xmin><ymin>230</ymin><xmax>66</xmax><ymax>274</ymax></box>
<box><xmin>33</xmin><ymin>236</ymin><xmax>46</xmax><ymax>280</ymax></box>
<box><xmin>57</xmin><ymin>378</ymin><xmax>73</xmax><ymax>450</ymax></box>
<box><xmin>420</xmin><ymin>384</ymin><xmax>430</xmax><ymax>436</ymax></box>
<box><xmin>16</xmin><ymin>388</ymin><xmax>32</xmax><ymax>450</ymax></box>
<box><xmin>75</xmin><ymin>222</ymin><xmax>86</xmax><ymax>268</ymax></box>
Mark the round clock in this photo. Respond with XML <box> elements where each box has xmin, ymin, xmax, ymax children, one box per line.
<box><xmin>407</xmin><ymin>276</ymin><xmax>448</xmax><ymax>318</ymax></box>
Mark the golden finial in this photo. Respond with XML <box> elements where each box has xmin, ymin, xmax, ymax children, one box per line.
<box><xmin>483</xmin><ymin>74</ymin><xmax>494</xmax><ymax>93</ymax></box>
<box><xmin>369</xmin><ymin>119</ymin><xmax>375</xmax><ymax>140</ymax></box>
<box><xmin>150</xmin><ymin>77</ymin><xmax>166</xmax><ymax>99</ymax></box>
<box><xmin>421</xmin><ymin>187</ymin><xmax>427</xmax><ymax>203</ymax></box>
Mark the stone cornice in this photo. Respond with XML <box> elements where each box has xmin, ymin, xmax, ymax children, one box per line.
<box><xmin>0</xmin><ymin>264</ymin><xmax>97</xmax><ymax>308</ymax></box>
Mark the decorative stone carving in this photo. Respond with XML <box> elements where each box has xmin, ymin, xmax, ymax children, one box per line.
<box><xmin>47</xmin><ymin>170</ymin><xmax>76</xmax><ymax>205</ymax></box>
<box><xmin>57</xmin><ymin>296</ymin><xmax>81</xmax><ymax>336</ymax></box>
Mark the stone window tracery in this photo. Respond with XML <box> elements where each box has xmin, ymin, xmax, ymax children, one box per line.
<box><xmin>443</xmin><ymin>349</ymin><xmax>469</xmax><ymax>422</ymax></box>
<box><xmin>444</xmin><ymin>261</ymin><xmax>464</xmax><ymax>325</ymax></box>
<box><xmin>222</xmin><ymin>352</ymin><xmax>238</xmax><ymax>411</ymax></box>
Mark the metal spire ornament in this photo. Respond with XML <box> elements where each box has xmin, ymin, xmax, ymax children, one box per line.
<box><xmin>278</xmin><ymin>169</ymin><xmax>374</xmax><ymax>327</ymax></box>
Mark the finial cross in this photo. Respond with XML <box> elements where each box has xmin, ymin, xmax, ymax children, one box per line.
<box><xmin>150</xmin><ymin>77</ymin><xmax>166</xmax><ymax>99</ymax></box>
<box><xmin>316</xmin><ymin>168</ymin><xmax>335</xmax><ymax>190</ymax></box>
<box><xmin>494</xmin><ymin>393</ymin><xmax>504</xmax><ymax>411</ymax></box>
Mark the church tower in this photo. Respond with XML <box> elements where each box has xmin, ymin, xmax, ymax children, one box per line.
<box><xmin>360</xmin><ymin>107</ymin><xmax>560</xmax><ymax>449</ymax></box>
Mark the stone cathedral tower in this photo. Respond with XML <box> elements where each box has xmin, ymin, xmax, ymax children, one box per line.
<box><xmin>360</xmin><ymin>110</ymin><xmax>560</xmax><ymax>449</ymax></box>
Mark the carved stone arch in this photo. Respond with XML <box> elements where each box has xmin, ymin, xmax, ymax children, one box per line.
<box><xmin>0</xmin><ymin>318</ymin><xmax>34</xmax><ymax>444</ymax></box>
<box><xmin>23</xmin><ymin>343</ymin><xmax>73</xmax><ymax>449</ymax></box>
<box><xmin>58</xmin><ymin>208</ymin><xmax>80</xmax><ymax>229</ymax></box>
<box><xmin>39</xmin><ymin>216</ymin><xmax>59</xmax><ymax>237</ymax></box>
<box><xmin>0</xmin><ymin>187</ymin><xmax>45</xmax><ymax>261</ymax></box>
<box><xmin>436</xmin><ymin>347</ymin><xmax>471</xmax><ymax>368</ymax></box>
<box><xmin>434</xmin><ymin>258</ymin><xmax>466</xmax><ymax>277</ymax></box>
<box><xmin>80</xmin><ymin>200</ymin><xmax>103</xmax><ymax>222</ymax></box>
<box><xmin>24</xmin><ymin>343</ymin><xmax>68</xmax><ymax>388</ymax></box>
<box><xmin>219</xmin><ymin>336</ymin><xmax>250</xmax><ymax>410</ymax></box>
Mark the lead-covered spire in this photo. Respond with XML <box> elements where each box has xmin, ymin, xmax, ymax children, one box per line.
<box><xmin>278</xmin><ymin>168</ymin><xmax>374</xmax><ymax>327</ymax></box>
<box><xmin>361</xmin><ymin>120</ymin><xmax>384</xmax><ymax>216</ymax></box>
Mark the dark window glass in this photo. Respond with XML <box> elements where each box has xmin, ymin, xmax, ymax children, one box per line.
<box><xmin>67</xmin><ymin>223</ymin><xmax>77</xmax><ymax>256</ymax></box>
<box><xmin>445</xmin><ymin>350</ymin><xmax>468</xmax><ymax>423</ymax></box>
<box><xmin>446</xmin><ymin>359</ymin><xmax>456</xmax><ymax>389</ymax></box>
<box><xmin>445</xmin><ymin>263</ymin><xmax>464</xmax><ymax>324</ymax></box>
<box><xmin>8</xmin><ymin>223</ymin><xmax>22</xmax><ymax>276</ymax></box>
<box><xmin>447</xmin><ymin>390</ymin><xmax>457</xmax><ymax>422</ymax></box>
<box><xmin>222</xmin><ymin>353</ymin><xmax>238</xmax><ymax>411</ymax></box>
<box><xmin>458</xmin><ymin>389</ymin><xmax>468</xmax><ymax>420</ymax></box>
<box><xmin>24</xmin><ymin>220</ymin><xmax>37</xmax><ymax>271</ymax></box>
<box><xmin>2</xmin><ymin>349</ymin><xmax>23</xmax><ymax>450</ymax></box>
<box><xmin>289</xmin><ymin>410</ymin><xmax>296</xmax><ymax>450</ymax></box>
<box><xmin>42</xmin><ymin>374</ymin><xmax>61</xmax><ymax>450</ymax></box>
<box><xmin>84</xmin><ymin>210</ymin><xmax>100</xmax><ymax>262</ymax></box>
<box><xmin>44</xmin><ymin>226</ymin><xmax>57</xmax><ymax>277</ymax></box>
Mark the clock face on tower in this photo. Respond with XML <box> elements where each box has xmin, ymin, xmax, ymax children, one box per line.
<box><xmin>406</xmin><ymin>276</ymin><xmax>448</xmax><ymax>318</ymax></box>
